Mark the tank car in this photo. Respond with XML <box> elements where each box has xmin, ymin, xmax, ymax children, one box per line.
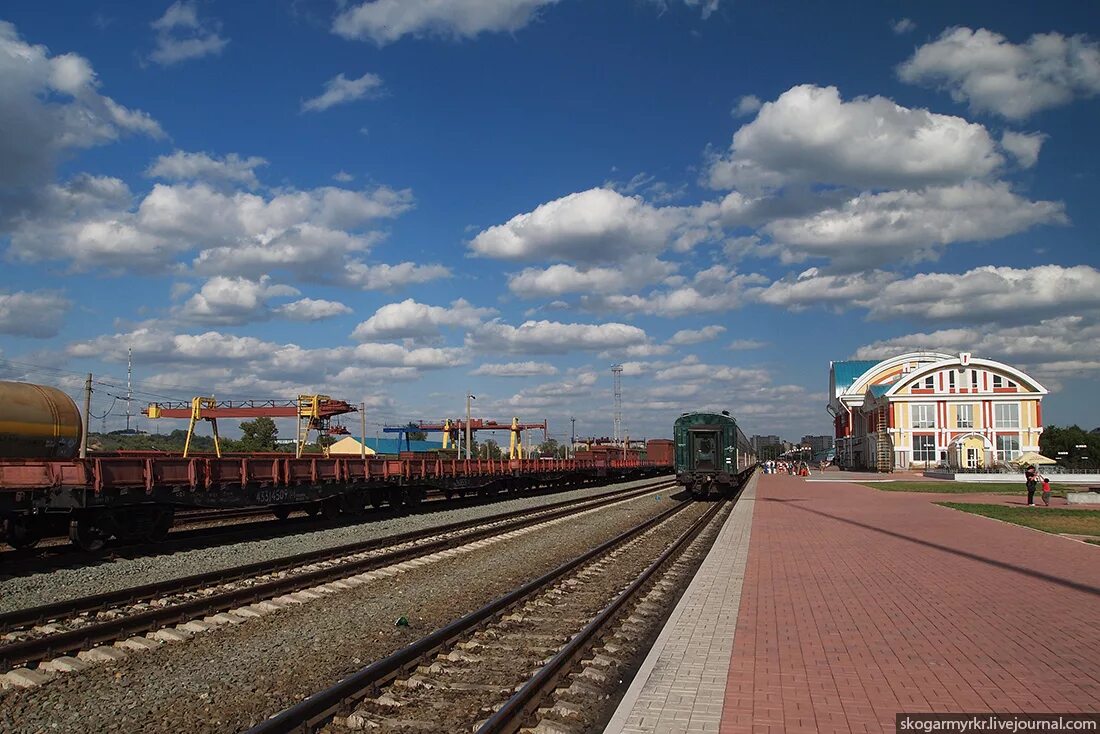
<box><xmin>674</xmin><ymin>410</ymin><xmax>754</xmax><ymax>497</ymax></box>
<box><xmin>0</xmin><ymin>381</ymin><xmax>82</xmax><ymax>460</ymax></box>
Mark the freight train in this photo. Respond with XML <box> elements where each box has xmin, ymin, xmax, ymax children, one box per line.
<box><xmin>0</xmin><ymin>381</ymin><xmax>670</xmax><ymax>552</ymax></box>
<box><xmin>673</xmin><ymin>410</ymin><xmax>755</xmax><ymax>497</ymax></box>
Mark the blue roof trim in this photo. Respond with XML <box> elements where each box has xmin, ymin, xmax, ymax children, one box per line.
<box><xmin>832</xmin><ymin>360</ymin><xmax>879</xmax><ymax>390</ymax></box>
<box><xmin>350</xmin><ymin>438</ymin><xmax>445</xmax><ymax>453</ymax></box>
<box><xmin>868</xmin><ymin>384</ymin><xmax>891</xmax><ymax>397</ymax></box>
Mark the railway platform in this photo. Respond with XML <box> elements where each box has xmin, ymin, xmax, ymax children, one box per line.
<box><xmin>604</xmin><ymin>471</ymin><xmax>1100</xmax><ymax>733</ymax></box>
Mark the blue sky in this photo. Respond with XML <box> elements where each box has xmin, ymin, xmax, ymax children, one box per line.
<box><xmin>1</xmin><ymin>0</ymin><xmax>1098</xmax><ymax>445</ymax></box>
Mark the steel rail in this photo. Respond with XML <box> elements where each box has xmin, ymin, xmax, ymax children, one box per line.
<box><xmin>0</xmin><ymin>477</ymin><xmax>673</xmax><ymax>631</ymax></box>
<box><xmin>477</xmin><ymin>491</ymin><xmax>737</xmax><ymax>733</ymax></box>
<box><xmin>244</xmin><ymin>497</ymin><xmax>697</xmax><ymax>734</ymax></box>
<box><xmin>0</xmin><ymin>480</ymin><xmax>677</xmax><ymax>668</ymax></box>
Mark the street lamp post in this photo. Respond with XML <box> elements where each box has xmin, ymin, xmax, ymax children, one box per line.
<box><xmin>466</xmin><ymin>392</ymin><xmax>476</xmax><ymax>460</ymax></box>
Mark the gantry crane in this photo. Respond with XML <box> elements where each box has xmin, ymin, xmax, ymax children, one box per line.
<box><xmin>384</xmin><ymin>417</ymin><xmax>548</xmax><ymax>458</ymax></box>
<box><xmin>144</xmin><ymin>395</ymin><xmax>358</xmax><ymax>458</ymax></box>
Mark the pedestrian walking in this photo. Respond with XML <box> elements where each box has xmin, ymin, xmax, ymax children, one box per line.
<box><xmin>1041</xmin><ymin>475</ymin><xmax>1052</xmax><ymax>506</ymax></box>
<box><xmin>1024</xmin><ymin>464</ymin><xmax>1038</xmax><ymax>506</ymax></box>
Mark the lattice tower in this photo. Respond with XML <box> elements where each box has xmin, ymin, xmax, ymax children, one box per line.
<box><xmin>611</xmin><ymin>364</ymin><xmax>623</xmax><ymax>445</ymax></box>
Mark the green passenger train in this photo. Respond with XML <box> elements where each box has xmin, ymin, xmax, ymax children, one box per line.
<box><xmin>673</xmin><ymin>410</ymin><xmax>756</xmax><ymax>497</ymax></box>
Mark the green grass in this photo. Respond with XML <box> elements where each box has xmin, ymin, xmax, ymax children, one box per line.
<box><xmin>937</xmin><ymin>502</ymin><xmax>1100</xmax><ymax>538</ymax></box>
<box><xmin>861</xmin><ymin>481</ymin><xmax>1071</xmax><ymax>496</ymax></box>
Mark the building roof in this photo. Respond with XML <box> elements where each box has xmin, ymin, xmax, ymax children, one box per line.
<box><xmin>832</xmin><ymin>360</ymin><xmax>879</xmax><ymax>391</ymax></box>
<box><xmin>868</xmin><ymin>384</ymin><xmax>891</xmax><ymax>398</ymax></box>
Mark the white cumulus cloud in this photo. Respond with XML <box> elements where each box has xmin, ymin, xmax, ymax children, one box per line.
<box><xmin>302</xmin><ymin>72</ymin><xmax>385</xmax><ymax>112</ymax></box>
<box><xmin>507</xmin><ymin>257</ymin><xmax>676</xmax><ymax>297</ymax></box>
<box><xmin>470</xmin><ymin>361</ymin><xmax>558</xmax><ymax>377</ymax></box>
<box><xmin>470</xmin><ymin>188</ymin><xmax>711</xmax><ymax>262</ymax></box>
<box><xmin>333</xmin><ymin>0</ymin><xmax>560</xmax><ymax>45</ymax></box>
<box><xmin>469</xmin><ymin>319</ymin><xmax>649</xmax><ymax>354</ymax></box>
<box><xmin>175</xmin><ymin>275</ymin><xmax>299</xmax><ymax>325</ymax></box>
<box><xmin>146</xmin><ymin>150</ymin><xmax>268</xmax><ymax>188</ymax></box>
<box><xmin>275</xmin><ymin>298</ymin><xmax>353</xmax><ymax>321</ymax></box>
<box><xmin>340</xmin><ymin>261</ymin><xmax>452</xmax><ymax>290</ymax></box>
<box><xmin>891</xmin><ymin>18</ymin><xmax>916</xmax><ymax>35</ymax></box>
<box><xmin>0</xmin><ymin>21</ymin><xmax>163</xmax><ymax>200</ymax></box>
<box><xmin>898</xmin><ymin>27</ymin><xmax>1100</xmax><ymax>119</ymax></box>
<box><xmin>0</xmin><ymin>290</ymin><xmax>70</xmax><ymax>338</ymax></box>
<box><xmin>149</xmin><ymin>1</ymin><xmax>228</xmax><ymax>66</ymax></box>
<box><xmin>732</xmin><ymin>94</ymin><xmax>762</xmax><ymax>117</ymax></box>
<box><xmin>859</xmin><ymin>265</ymin><xmax>1100</xmax><ymax>322</ymax></box>
<box><xmin>9</xmin><ymin>178</ymin><xmax>414</xmax><ymax>276</ymax></box>
<box><xmin>667</xmin><ymin>325</ymin><xmax>727</xmax><ymax>345</ymax></box>
<box><xmin>852</xmin><ymin>316</ymin><xmax>1100</xmax><ymax>381</ymax></box>
<box><xmin>706</xmin><ymin>84</ymin><xmax>1004</xmax><ymax>191</ymax></box>
<box><xmin>584</xmin><ymin>265</ymin><xmax>768</xmax><ymax>318</ymax></box>
<box><xmin>756</xmin><ymin>264</ymin><xmax>1100</xmax><ymax>326</ymax></box>
<box><xmin>763</xmin><ymin>181</ymin><xmax>1066</xmax><ymax>268</ymax></box>
<box><xmin>1000</xmin><ymin>131</ymin><xmax>1047</xmax><ymax>169</ymax></box>
<box><xmin>352</xmin><ymin>298</ymin><xmax>496</xmax><ymax>340</ymax></box>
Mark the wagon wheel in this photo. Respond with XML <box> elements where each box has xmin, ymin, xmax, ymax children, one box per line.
<box><xmin>320</xmin><ymin>497</ymin><xmax>341</xmax><ymax>521</ymax></box>
<box><xmin>5</xmin><ymin>517</ymin><xmax>41</xmax><ymax>550</ymax></box>
<box><xmin>404</xmin><ymin>488</ymin><xmax>423</xmax><ymax>508</ymax></box>
<box><xmin>69</xmin><ymin>517</ymin><xmax>108</xmax><ymax>552</ymax></box>
<box><xmin>387</xmin><ymin>486</ymin><xmax>404</xmax><ymax>508</ymax></box>
<box><xmin>145</xmin><ymin>507</ymin><xmax>175</xmax><ymax>542</ymax></box>
<box><xmin>271</xmin><ymin>505</ymin><xmax>292</xmax><ymax>521</ymax></box>
<box><xmin>368</xmin><ymin>488</ymin><xmax>386</xmax><ymax>509</ymax></box>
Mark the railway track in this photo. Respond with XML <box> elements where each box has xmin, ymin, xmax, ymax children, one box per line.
<box><xmin>246</xmin><ymin>478</ymin><xmax>744</xmax><ymax>733</ymax></box>
<box><xmin>0</xmin><ymin>478</ymin><xmax>678</xmax><ymax>674</ymax></box>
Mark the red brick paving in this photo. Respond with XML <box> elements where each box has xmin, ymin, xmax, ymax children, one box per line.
<box><xmin>720</xmin><ymin>474</ymin><xmax>1100</xmax><ymax>734</ymax></box>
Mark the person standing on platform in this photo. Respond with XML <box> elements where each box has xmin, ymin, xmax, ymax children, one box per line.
<box><xmin>1024</xmin><ymin>464</ymin><xmax>1038</xmax><ymax>506</ymax></box>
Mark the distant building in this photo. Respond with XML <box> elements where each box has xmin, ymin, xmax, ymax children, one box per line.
<box><xmin>801</xmin><ymin>435</ymin><xmax>834</xmax><ymax>453</ymax></box>
<box><xmin>328</xmin><ymin>437</ymin><xmax>445</xmax><ymax>455</ymax></box>
<box><xmin>828</xmin><ymin>352</ymin><xmax>1047</xmax><ymax>471</ymax></box>
<box><xmin>751</xmin><ymin>435</ymin><xmax>782</xmax><ymax>451</ymax></box>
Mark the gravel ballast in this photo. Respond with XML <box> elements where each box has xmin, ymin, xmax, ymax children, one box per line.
<box><xmin>0</xmin><ymin>476</ymin><xmax>673</xmax><ymax>614</ymax></box>
<box><xmin>0</xmin><ymin>486</ymin><xmax>695</xmax><ymax>734</ymax></box>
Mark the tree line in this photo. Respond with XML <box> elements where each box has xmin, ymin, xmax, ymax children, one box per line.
<box><xmin>91</xmin><ymin>419</ymin><xmax>572</xmax><ymax>459</ymax></box>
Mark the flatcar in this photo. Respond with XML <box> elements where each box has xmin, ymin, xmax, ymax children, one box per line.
<box><xmin>674</xmin><ymin>410</ymin><xmax>755</xmax><ymax>497</ymax></box>
<box><xmin>0</xmin><ymin>380</ymin><xmax>671</xmax><ymax>551</ymax></box>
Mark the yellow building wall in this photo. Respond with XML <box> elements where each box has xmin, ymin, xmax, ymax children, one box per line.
<box><xmin>949</xmin><ymin>402</ymin><xmax>980</xmax><ymax>430</ymax></box>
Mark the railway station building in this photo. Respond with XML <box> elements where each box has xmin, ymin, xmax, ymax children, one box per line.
<box><xmin>828</xmin><ymin>352</ymin><xmax>1047</xmax><ymax>472</ymax></box>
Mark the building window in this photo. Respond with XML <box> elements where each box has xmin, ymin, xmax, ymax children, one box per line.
<box><xmin>992</xmin><ymin>374</ymin><xmax>1004</xmax><ymax>388</ymax></box>
<box><xmin>996</xmin><ymin>435</ymin><xmax>1020</xmax><ymax>461</ymax></box>
<box><xmin>923</xmin><ymin>375</ymin><xmax>935</xmax><ymax>389</ymax></box>
<box><xmin>972</xmin><ymin>370</ymin><xmax>979</xmax><ymax>390</ymax></box>
<box><xmin>912</xmin><ymin>403</ymin><xmax>935</xmax><ymax>429</ymax></box>
<box><xmin>957</xmin><ymin>404</ymin><xmax>973</xmax><ymax>429</ymax></box>
<box><xmin>948</xmin><ymin>371</ymin><xmax>956</xmax><ymax>389</ymax></box>
<box><xmin>913</xmin><ymin>435</ymin><xmax>936</xmax><ymax>462</ymax></box>
<box><xmin>994</xmin><ymin>403</ymin><xmax>1019</xmax><ymax>428</ymax></box>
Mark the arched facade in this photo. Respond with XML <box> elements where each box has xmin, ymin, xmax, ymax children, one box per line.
<box><xmin>828</xmin><ymin>352</ymin><xmax>1047</xmax><ymax>471</ymax></box>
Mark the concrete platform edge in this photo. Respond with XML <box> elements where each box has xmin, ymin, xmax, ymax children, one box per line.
<box><xmin>603</xmin><ymin>471</ymin><xmax>758</xmax><ymax>734</ymax></box>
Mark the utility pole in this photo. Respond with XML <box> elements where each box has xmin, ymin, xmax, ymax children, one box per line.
<box><xmin>611</xmin><ymin>364</ymin><xmax>623</xmax><ymax>447</ymax></box>
<box><xmin>465</xmin><ymin>392</ymin><xmax>476</xmax><ymax>460</ymax></box>
<box><xmin>360</xmin><ymin>402</ymin><xmax>366</xmax><ymax>459</ymax></box>
<box><xmin>125</xmin><ymin>346</ymin><xmax>133</xmax><ymax>432</ymax></box>
<box><xmin>80</xmin><ymin>373</ymin><xmax>92</xmax><ymax>459</ymax></box>
<box><xmin>570</xmin><ymin>417</ymin><xmax>576</xmax><ymax>458</ymax></box>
